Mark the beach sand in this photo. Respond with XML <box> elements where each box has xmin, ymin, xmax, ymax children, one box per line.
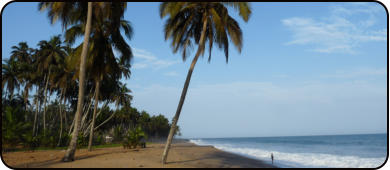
<box><xmin>2</xmin><ymin>142</ymin><xmax>276</xmax><ymax>168</ymax></box>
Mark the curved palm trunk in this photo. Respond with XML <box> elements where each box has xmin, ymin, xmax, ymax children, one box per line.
<box><xmin>88</xmin><ymin>80</ymin><xmax>100</xmax><ymax>151</ymax></box>
<box><xmin>36</xmin><ymin>99</ymin><xmax>42</xmax><ymax>135</ymax></box>
<box><xmin>33</xmin><ymin>100</ymin><xmax>39</xmax><ymax>136</ymax></box>
<box><xmin>82</xmin><ymin>105</ymin><xmax>105</xmax><ymax>135</ymax></box>
<box><xmin>4</xmin><ymin>89</ymin><xmax>8</xmax><ymax>100</ymax></box>
<box><xmin>162</xmin><ymin>16</ymin><xmax>208</xmax><ymax>164</ymax></box>
<box><xmin>43</xmin><ymin>69</ymin><xmax>51</xmax><ymax>136</ymax></box>
<box><xmin>80</xmin><ymin>89</ymin><xmax>95</xmax><ymax>130</ymax></box>
<box><xmin>63</xmin><ymin>88</ymin><xmax>67</xmax><ymax>127</ymax></box>
<box><xmin>32</xmin><ymin>87</ymin><xmax>40</xmax><ymax>136</ymax></box>
<box><xmin>57</xmin><ymin>89</ymin><xmax>65</xmax><ymax>147</ymax></box>
<box><xmin>62</xmin><ymin>2</ymin><xmax>92</xmax><ymax>162</ymax></box>
<box><xmin>93</xmin><ymin>108</ymin><xmax>116</xmax><ymax>131</ymax></box>
<box><xmin>24</xmin><ymin>89</ymin><xmax>29</xmax><ymax>111</ymax></box>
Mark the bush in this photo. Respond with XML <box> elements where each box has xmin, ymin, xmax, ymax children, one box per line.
<box><xmin>22</xmin><ymin>134</ymin><xmax>41</xmax><ymax>151</ymax></box>
<box><xmin>2</xmin><ymin>106</ymin><xmax>33</xmax><ymax>149</ymax></box>
<box><xmin>122</xmin><ymin>126</ymin><xmax>147</xmax><ymax>149</ymax></box>
<box><xmin>41</xmin><ymin>135</ymin><xmax>57</xmax><ymax>148</ymax></box>
<box><xmin>113</xmin><ymin>126</ymin><xmax>123</xmax><ymax>142</ymax></box>
<box><xmin>94</xmin><ymin>133</ymin><xmax>104</xmax><ymax>145</ymax></box>
<box><xmin>77</xmin><ymin>133</ymin><xmax>88</xmax><ymax>148</ymax></box>
<box><xmin>59</xmin><ymin>133</ymin><xmax>71</xmax><ymax>147</ymax></box>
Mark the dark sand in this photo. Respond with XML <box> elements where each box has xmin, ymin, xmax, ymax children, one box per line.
<box><xmin>2</xmin><ymin>142</ymin><xmax>277</xmax><ymax>168</ymax></box>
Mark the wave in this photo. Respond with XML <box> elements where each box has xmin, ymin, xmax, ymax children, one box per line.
<box><xmin>189</xmin><ymin>139</ymin><xmax>386</xmax><ymax>168</ymax></box>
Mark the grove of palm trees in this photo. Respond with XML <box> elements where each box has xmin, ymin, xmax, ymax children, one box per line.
<box><xmin>2</xmin><ymin>2</ymin><xmax>259</xmax><ymax>168</ymax></box>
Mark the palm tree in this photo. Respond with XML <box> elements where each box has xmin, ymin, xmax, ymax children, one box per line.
<box><xmin>86</xmin><ymin>18</ymin><xmax>132</xmax><ymax>151</ymax></box>
<box><xmin>159</xmin><ymin>2</ymin><xmax>251</xmax><ymax>163</ymax></box>
<box><xmin>35</xmin><ymin>35</ymin><xmax>67</xmax><ymax>135</ymax></box>
<box><xmin>50</xmin><ymin>46</ymin><xmax>74</xmax><ymax>146</ymax></box>
<box><xmin>2</xmin><ymin>59</ymin><xmax>20</xmax><ymax>100</ymax></box>
<box><xmin>9</xmin><ymin>42</ymin><xmax>35</xmax><ymax>111</ymax></box>
<box><xmin>39</xmin><ymin>2</ymin><xmax>93</xmax><ymax>162</ymax></box>
<box><xmin>61</xmin><ymin>2</ymin><xmax>132</xmax><ymax>151</ymax></box>
<box><xmin>10</xmin><ymin>42</ymin><xmax>34</xmax><ymax>63</ymax></box>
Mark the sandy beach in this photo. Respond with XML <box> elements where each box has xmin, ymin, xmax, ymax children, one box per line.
<box><xmin>2</xmin><ymin>142</ymin><xmax>277</xmax><ymax>168</ymax></box>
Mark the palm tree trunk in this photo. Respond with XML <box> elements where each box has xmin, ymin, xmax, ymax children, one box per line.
<box><xmin>62</xmin><ymin>2</ymin><xmax>93</xmax><ymax>162</ymax></box>
<box><xmin>33</xmin><ymin>86</ymin><xmax>40</xmax><ymax>136</ymax></box>
<box><xmin>162</xmin><ymin>15</ymin><xmax>208</xmax><ymax>164</ymax></box>
<box><xmin>4</xmin><ymin>89</ymin><xmax>8</xmax><ymax>100</ymax></box>
<box><xmin>57</xmin><ymin>89</ymin><xmax>64</xmax><ymax>147</ymax></box>
<box><xmin>80</xmin><ymin>90</ymin><xmax>95</xmax><ymax>130</ymax></box>
<box><xmin>93</xmin><ymin>109</ymin><xmax>116</xmax><ymax>131</ymax></box>
<box><xmin>24</xmin><ymin>89</ymin><xmax>29</xmax><ymax>111</ymax></box>
<box><xmin>82</xmin><ymin>107</ymin><xmax>104</xmax><ymax>135</ymax></box>
<box><xmin>37</xmin><ymin>99</ymin><xmax>42</xmax><ymax>136</ymax></box>
<box><xmin>23</xmin><ymin>90</ymin><xmax>28</xmax><ymax>121</ymax></box>
<box><xmin>63</xmin><ymin>88</ymin><xmax>68</xmax><ymax>130</ymax></box>
<box><xmin>88</xmin><ymin>80</ymin><xmax>100</xmax><ymax>151</ymax></box>
<box><xmin>43</xmin><ymin>70</ymin><xmax>51</xmax><ymax>136</ymax></box>
<box><xmin>33</xmin><ymin>100</ymin><xmax>39</xmax><ymax>136</ymax></box>
<box><xmin>68</xmin><ymin>115</ymin><xmax>75</xmax><ymax>135</ymax></box>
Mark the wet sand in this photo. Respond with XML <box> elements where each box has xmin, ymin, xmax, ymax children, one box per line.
<box><xmin>2</xmin><ymin>142</ymin><xmax>277</xmax><ymax>168</ymax></box>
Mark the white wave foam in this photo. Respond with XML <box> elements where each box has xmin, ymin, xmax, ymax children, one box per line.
<box><xmin>189</xmin><ymin>139</ymin><xmax>386</xmax><ymax>168</ymax></box>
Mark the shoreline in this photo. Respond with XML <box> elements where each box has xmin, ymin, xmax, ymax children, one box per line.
<box><xmin>2</xmin><ymin>141</ymin><xmax>277</xmax><ymax>168</ymax></box>
<box><xmin>185</xmin><ymin>141</ymin><xmax>278</xmax><ymax>168</ymax></box>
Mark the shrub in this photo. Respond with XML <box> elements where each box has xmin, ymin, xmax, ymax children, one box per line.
<box><xmin>122</xmin><ymin>126</ymin><xmax>147</xmax><ymax>149</ymax></box>
<box><xmin>113</xmin><ymin>126</ymin><xmax>123</xmax><ymax>142</ymax></box>
<box><xmin>77</xmin><ymin>133</ymin><xmax>88</xmax><ymax>148</ymax></box>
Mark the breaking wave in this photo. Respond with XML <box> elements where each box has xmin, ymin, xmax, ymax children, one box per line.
<box><xmin>189</xmin><ymin>139</ymin><xmax>386</xmax><ymax>168</ymax></box>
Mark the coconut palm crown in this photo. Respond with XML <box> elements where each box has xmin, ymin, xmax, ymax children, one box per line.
<box><xmin>160</xmin><ymin>2</ymin><xmax>251</xmax><ymax>63</ymax></box>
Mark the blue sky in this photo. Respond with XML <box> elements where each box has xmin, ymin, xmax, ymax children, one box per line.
<box><xmin>2</xmin><ymin>2</ymin><xmax>387</xmax><ymax>138</ymax></box>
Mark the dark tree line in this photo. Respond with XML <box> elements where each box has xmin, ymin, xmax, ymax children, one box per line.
<box><xmin>2</xmin><ymin>37</ymin><xmax>180</xmax><ymax>152</ymax></box>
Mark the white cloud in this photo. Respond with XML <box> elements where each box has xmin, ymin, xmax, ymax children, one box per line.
<box><xmin>132</xmin><ymin>47</ymin><xmax>180</xmax><ymax>70</ymax></box>
<box><xmin>282</xmin><ymin>3</ymin><xmax>386</xmax><ymax>54</ymax></box>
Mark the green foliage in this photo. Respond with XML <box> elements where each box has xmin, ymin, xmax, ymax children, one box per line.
<box><xmin>2</xmin><ymin>106</ymin><xmax>33</xmax><ymax>149</ymax></box>
<box><xmin>122</xmin><ymin>126</ymin><xmax>147</xmax><ymax>149</ymax></box>
<box><xmin>41</xmin><ymin>135</ymin><xmax>57</xmax><ymax>148</ymax></box>
<box><xmin>24</xmin><ymin>135</ymin><xmax>41</xmax><ymax>151</ymax></box>
<box><xmin>59</xmin><ymin>133</ymin><xmax>71</xmax><ymax>147</ymax></box>
<box><xmin>94</xmin><ymin>133</ymin><xmax>104</xmax><ymax>145</ymax></box>
<box><xmin>160</xmin><ymin>2</ymin><xmax>251</xmax><ymax>63</ymax></box>
<box><xmin>2</xmin><ymin>3</ymin><xmax>186</xmax><ymax>153</ymax></box>
<box><xmin>113</xmin><ymin>126</ymin><xmax>123</xmax><ymax>142</ymax></box>
<box><xmin>77</xmin><ymin>133</ymin><xmax>88</xmax><ymax>148</ymax></box>
<box><xmin>1</xmin><ymin>95</ymin><xmax>180</xmax><ymax>151</ymax></box>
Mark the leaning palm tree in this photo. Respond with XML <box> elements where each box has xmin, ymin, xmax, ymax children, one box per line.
<box><xmin>62</xmin><ymin>2</ymin><xmax>132</xmax><ymax>151</ymax></box>
<box><xmin>159</xmin><ymin>2</ymin><xmax>251</xmax><ymax>163</ymax></box>
<box><xmin>50</xmin><ymin>46</ymin><xmax>74</xmax><ymax>146</ymax></box>
<box><xmin>39</xmin><ymin>2</ymin><xmax>93</xmax><ymax>162</ymax></box>
<box><xmin>85</xmin><ymin>22</ymin><xmax>132</xmax><ymax>151</ymax></box>
<box><xmin>36</xmin><ymin>35</ymin><xmax>67</xmax><ymax>135</ymax></box>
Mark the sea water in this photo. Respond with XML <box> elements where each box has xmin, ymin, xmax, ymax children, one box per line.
<box><xmin>189</xmin><ymin>133</ymin><xmax>387</xmax><ymax>168</ymax></box>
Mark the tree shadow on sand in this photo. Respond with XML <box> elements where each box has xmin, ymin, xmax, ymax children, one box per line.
<box><xmin>11</xmin><ymin>148</ymin><xmax>138</xmax><ymax>168</ymax></box>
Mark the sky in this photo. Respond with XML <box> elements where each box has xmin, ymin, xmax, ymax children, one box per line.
<box><xmin>2</xmin><ymin>2</ymin><xmax>388</xmax><ymax>138</ymax></box>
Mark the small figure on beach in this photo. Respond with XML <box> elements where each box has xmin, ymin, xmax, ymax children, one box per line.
<box><xmin>271</xmin><ymin>153</ymin><xmax>274</xmax><ymax>164</ymax></box>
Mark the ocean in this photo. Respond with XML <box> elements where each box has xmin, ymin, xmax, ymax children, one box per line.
<box><xmin>189</xmin><ymin>133</ymin><xmax>387</xmax><ymax>168</ymax></box>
